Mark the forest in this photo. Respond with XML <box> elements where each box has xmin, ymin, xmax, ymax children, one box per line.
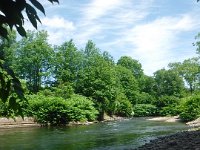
<box><xmin>0</xmin><ymin>30</ymin><xmax>200</xmax><ymax>126</ymax></box>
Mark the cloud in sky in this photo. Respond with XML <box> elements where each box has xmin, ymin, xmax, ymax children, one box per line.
<box><xmin>27</xmin><ymin>0</ymin><xmax>200</xmax><ymax>75</ymax></box>
<box><xmin>122</xmin><ymin>14</ymin><xmax>199</xmax><ymax>74</ymax></box>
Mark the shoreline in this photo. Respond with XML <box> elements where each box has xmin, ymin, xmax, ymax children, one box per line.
<box><xmin>147</xmin><ymin>116</ymin><xmax>200</xmax><ymax>128</ymax></box>
<box><xmin>0</xmin><ymin>115</ymin><xmax>127</xmax><ymax>129</ymax></box>
<box><xmin>0</xmin><ymin>116</ymin><xmax>199</xmax><ymax>129</ymax></box>
<box><xmin>134</xmin><ymin>116</ymin><xmax>200</xmax><ymax>150</ymax></box>
<box><xmin>147</xmin><ymin>116</ymin><xmax>181</xmax><ymax>122</ymax></box>
<box><xmin>135</xmin><ymin>130</ymin><xmax>200</xmax><ymax>150</ymax></box>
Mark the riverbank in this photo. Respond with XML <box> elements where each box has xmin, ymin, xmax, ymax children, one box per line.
<box><xmin>1</xmin><ymin>116</ymin><xmax>199</xmax><ymax>128</ymax></box>
<box><xmin>134</xmin><ymin>117</ymin><xmax>200</xmax><ymax>150</ymax></box>
<box><xmin>147</xmin><ymin>116</ymin><xmax>200</xmax><ymax>128</ymax></box>
<box><xmin>0</xmin><ymin>117</ymin><xmax>40</xmax><ymax>128</ymax></box>
<box><xmin>147</xmin><ymin>116</ymin><xmax>181</xmax><ymax>122</ymax></box>
<box><xmin>0</xmin><ymin>115</ymin><xmax>125</xmax><ymax>128</ymax></box>
<box><xmin>135</xmin><ymin>130</ymin><xmax>200</xmax><ymax>150</ymax></box>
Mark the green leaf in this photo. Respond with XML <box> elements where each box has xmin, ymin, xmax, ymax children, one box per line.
<box><xmin>0</xmin><ymin>26</ymin><xmax>8</xmax><ymax>39</ymax></box>
<box><xmin>30</xmin><ymin>0</ymin><xmax>45</xmax><ymax>15</ymax></box>
<box><xmin>16</xmin><ymin>25</ymin><xmax>26</xmax><ymax>37</ymax></box>
<box><xmin>48</xmin><ymin>0</ymin><xmax>59</xmax><ymax>4</ymax></box>
<box><xmin>26</xmin><ymin>4</ymin><xmax>37</xmax><ymax>16</ymax></box>
<box><xmin>16</xmin><ymin>0</ymin><xmax>26</xmax><ymax>11</ymax></box>
<box><xmin>26</xmin><ymin>12</ymin><xmax>38</xmax><ymax>29</ymax></box>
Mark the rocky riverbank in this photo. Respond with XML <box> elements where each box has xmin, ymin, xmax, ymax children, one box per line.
<box><xmin>134</xmin><ymin>117</ymin><xmax>200</xmax><ymax>150</ymax></box>
<box><xmin>135</xmin><ymin>130</ymin><xmax>200</xmax><ymax>150</ymax></box>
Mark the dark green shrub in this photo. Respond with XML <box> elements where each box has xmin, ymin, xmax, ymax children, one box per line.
<box><xmin>179</xmin><ymin>95</ymin><xmax>200</xmax><ymax>121</ymax></box>
<box><xmin>26</xmin><ymin>94</ymin><xmax>98</xmax><ymax>125</ymax></box>
<box><xmin>133</xmin><ymin>104</ymin><xmax>158</xmax><ymax>117</ymax></box>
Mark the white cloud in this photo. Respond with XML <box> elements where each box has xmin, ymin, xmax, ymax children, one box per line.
<box><xmin>120</xmin><ymin>14</ymin><xmax>199</xmax><ymax>75</ymax></box>
<box><xmin>82</xmin><ymin>0</ymin><xmax>123</xmax><ymax>21</ymax></box>
<box><xmin>74</xmin><ymin>0</ymin><xmax>155</xmax><ymax>47</ymax></box>
<box><xmin>41</xmin><ymin>16</ymin><xmax>75</xmax><ymax>31</ymax></box>
<box><xmin>39</xmin><ymin>16</ymin><xmax>76</xmax><ymax>45</ymax></box>
<box><xmin>22</xmin><ymin>1</ymin><xmax>200</xmax><ymax>76</ymax></box>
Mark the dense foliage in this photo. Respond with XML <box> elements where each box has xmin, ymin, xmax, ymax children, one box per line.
<box><xmin>133</xmin><ymin>104</ymin><xmax>157</xmax><ymax>117</ymax></box>
<box><xmin>26</xmin><ymin>94</ymin><xmax>98</xmax><ymax>126</ymax></box>
<box><xmin>179</xmin><ymin>95</ymin><xmax>200</xmax><ymax>121</ymax></box>
<box><xmin>1</xmin><ymin>29</ymin><xmax>200</xmax><ymax>125</ymax></box>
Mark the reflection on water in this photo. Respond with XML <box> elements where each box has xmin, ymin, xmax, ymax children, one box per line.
<box><xmin>0</xmin><ymin>118</ymin><xmax>189</xmax><ymax>150</ymax></box>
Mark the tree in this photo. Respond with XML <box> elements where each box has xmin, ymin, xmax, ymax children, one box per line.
<box><xmin>139</xmin><ymin>75</ymin><xmax>156</xmax><ymax>95</ymax></box>
<box><xmin>169</xmin><ymin>58</ymin><xmax>200</xmax><ymax>94</ymax></box>
<box><xmin>75</xmin><ymin>41</ymin><xmax>118</xmax><ymax>120</ymax></box>
<box><xmin>0</xmin><ymin>0</ymin><xmax>59</xmax><ymax>114</ymax></box>
<box><xmin>54</xmin><ymin>39</ymin><xmax>83</xmax><ymax>85</ymax></box>
<box><xmin>115</xmin><ymin>65</ymin><xmax>139</xmax><ymax>105</ymax></box>
<box><xmin>117</xmin><ymin>56</ymin><xmax>143</xmax><ymax>79</ymax></box>
<box><xmin>14</xmin><ymin>30</ymin><xmax>54</xmax><ymax>93</ymax></box>
<box><xmin>154</xmin><ymin>69</ymin><xmax>185</xmax><ymax>97</ymax></box>
<box><xmin>0</xmin><ymin>29</ymin><xmax>25</xmax><ymax>115</ymax></box>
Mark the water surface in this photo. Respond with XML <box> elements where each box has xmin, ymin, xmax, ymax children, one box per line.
<box><xmin>0</xmin><ymin>118</ymin><xmax>190</xmax><ymax>150</ymax></box>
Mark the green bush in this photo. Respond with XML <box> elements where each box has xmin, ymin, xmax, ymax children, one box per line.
<box><xmin>153</xmin><ymin>95</ymin><xmax>180</xmax><ymax>108</ymax></box>
<box><xmin>179</xmin><ymin>95</ymin><xmax>200</xmax><ymax>121</ymax></box>
<box><xmin>135</xmin><ymin>92</ymin><xmax>155</xmax><ymax>104</ymax></box>
<box><xmin>152</xmin><ymin>96</ymin><xmax>180</xmax><ymax>116</ymax></box>
<box><xmin>67</xmin><ymin>95</ymin><xmax>99</xmax><ymax>122</ymax></box>
<box><xmin>159</xmin><ymin>105</ymin><xmax>180</xmax><ymax>116</ymax></box>
<box><xmin>133</xmin><ymin>104</ymin><xmax>158</xmax><ymax>117</ymax></box>
<box><xmin>109</xmin><ymin>92</ymin><xmax>133</xmax><ymax>117</ymax></box>
<box><xmin>115</xmin><ymin>99</ymin><xmax>133</xmax><ymax>117</ymax></box>
<box><xmin>26</xmin><ymin>94</ymin><xmax>98</xmax><ymax>126</ymax></box>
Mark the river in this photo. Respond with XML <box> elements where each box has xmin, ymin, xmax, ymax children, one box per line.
<box><xmin>0</xmin><ymin>117</ymin><xmax>190</xmax><ymax>150</ymax></box>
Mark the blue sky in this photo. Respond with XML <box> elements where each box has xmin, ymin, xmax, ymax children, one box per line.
<box><xmin>26</xmin><ymin>0</ymin><xmax>200</xmax><ymax>75</ymax></box>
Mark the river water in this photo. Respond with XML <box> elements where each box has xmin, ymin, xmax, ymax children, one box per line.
<box><xmin>0</xmin><ymin>118</ymin><xmax>190</xmax><ymax>150</ymax></box>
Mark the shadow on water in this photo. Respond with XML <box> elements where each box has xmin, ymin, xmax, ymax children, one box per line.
<box><xmin>0</xmin><ymin>117</ymin><xmax>190</xmax><ymax>150</ymax></box>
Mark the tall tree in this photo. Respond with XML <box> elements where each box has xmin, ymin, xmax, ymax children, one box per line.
<box><xmin>75</xmin><ymin>41</ymin><xmax>118</xmax><ymax>120</ymax></box>
<box><xmin>54</xmin><ymin>39</ymin><xmax>83</xmax><ymax>85</ymax></box>
<box><xmin>14</xmin><ymin>30</ymin><xmax>53</xmax><ymax>93</ymax></box>
<box><xmin>169</xmin><ymin>58</ymin><xmax>200</xmax><ymax>94</ymax></box>
<box><xmin>115</xmin><ymin>65</ymin><xmax>139</xmax><ymax>105</ymax></box>
<box><xmin>0</xmin><ymin>30</ymin><xmax>25</xmax><ymax>115</ymax></box>
<box><xmin>154</xmin><ymin>69</ymin><xmax>185</xmax><ymax>97</ymax></box>
<box><xmin>117</xmin><ymin>56</ymin><xmax>143</xmax><ymax>79</ymax></box>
